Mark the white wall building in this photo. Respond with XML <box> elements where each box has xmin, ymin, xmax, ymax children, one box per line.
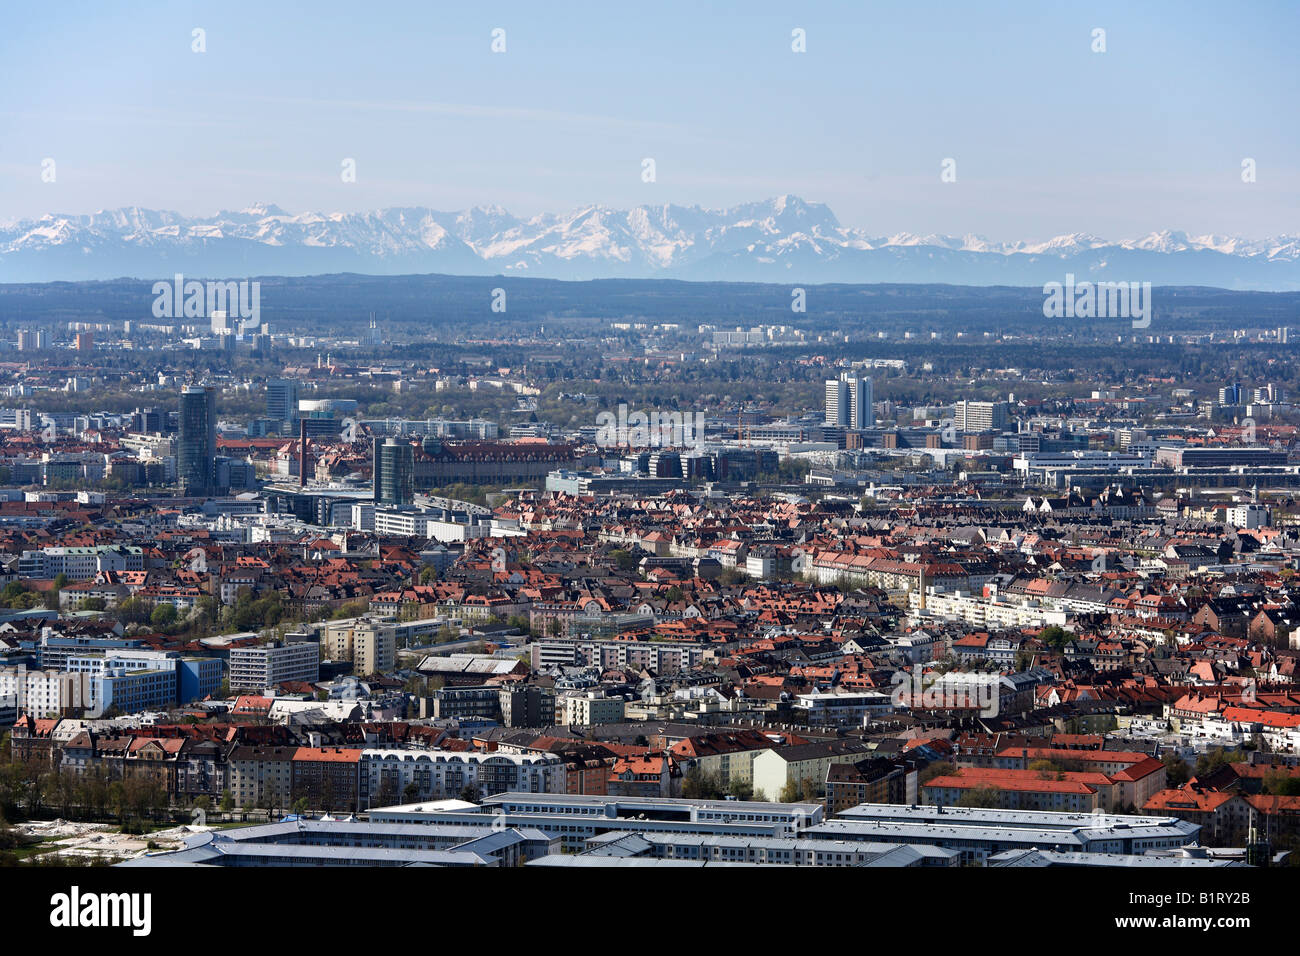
<box><xmin>562</xmin><ymin>693</ymin><xmax>626</xmax><ymax>726</ymax></box>
<box><xmin>0</xmin><ymin>665</ymin><xmax>87</xmax><ymax>716</ymax></box>
<box><xmin>228</xmin><ymin>640</ymin><xmax>321</xmax><ymax>693</ymax></box>
<box><xmin>361</xmin><ymin>749</ymin><xmax>565</xmax><ymax>807</ymax></box>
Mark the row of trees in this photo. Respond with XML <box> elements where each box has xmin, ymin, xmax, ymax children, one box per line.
<box><xmin>0</xmin><ymin>575</ymin><xmax>66</xmax><ymax>611</ymax></box>
<box><xmin>105</xmin><ymin>588</ymin><xmax>302</xmax><ymax>638</ymax></box>
<box><xmin>680</xmin><ymin>766</ymin><xmax>759</xmax><ymax>802</ymax></box>
<box><xmin>0</xmin><ymin>759</ymin><xmax>168</xmax><ymax>833</ymax></box>
<box><xmin>1</xmin><ymin>740</ymin><xmax>363</xmax><ymax>830</ymax></box>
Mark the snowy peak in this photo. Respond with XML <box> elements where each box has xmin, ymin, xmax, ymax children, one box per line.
<box><xmin>1</xmin><ymin>197</ymin><xmax>1296</xmax><ymax>289</ymax></box>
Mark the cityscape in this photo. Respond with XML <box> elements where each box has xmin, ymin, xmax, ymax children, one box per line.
<box><xmin>0</xmin><ymin>0</ymin><xmax>1294</xmax><ymax>932</ymax></box>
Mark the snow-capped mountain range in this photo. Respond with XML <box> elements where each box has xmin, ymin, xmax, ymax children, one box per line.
<box><xmin>2</xmin><ymin>196</ymin><xmax>1298</xmax><ymax>289</ymax></box>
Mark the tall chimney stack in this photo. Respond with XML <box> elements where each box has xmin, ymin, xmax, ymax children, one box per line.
<box><xmin>299</xmin><ymin>418</ymin><xmax>309</xmax><ymax>488</ymax></box>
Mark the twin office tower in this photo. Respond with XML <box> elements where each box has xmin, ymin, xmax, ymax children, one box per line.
<box><xmin>825</xmin><ymin>374</ymin><xmax>873</xmax><ymax>429</ymax></box>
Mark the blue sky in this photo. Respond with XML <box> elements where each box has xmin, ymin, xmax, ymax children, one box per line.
<box><xmin>1</xmin><ymin>0</ymin><xmax>1296</xmax><ymax>239</ymax></box>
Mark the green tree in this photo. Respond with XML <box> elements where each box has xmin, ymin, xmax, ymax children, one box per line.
<box><xmin>1194</xmin><ymin>747</ymin><xmax>1245</xmax><ymax>777</ymax></box>
<box><xmin>45</xmin><ymin>573</ymin><xmax>69</xmax><ymax>610</ymax></box>
<box><xmin>1162</xmin><ymin>751</ymin><xmax>1191</xmax><ymax>787</ymax></box>
<box><xmin>608</xmin><ymin>549</ymin><xmax>639</xmax><ymax>573</ymax></box>
<box><xmin>957</xmin><ymin>784</ymin><xmax>1002</xmax><ymax>808</ymax></box>
<box><xmin>778</xmin><ymin>776</ymin><xmax>817</xmax><ymax>802</ymax></box>
<box><xmin>681</xmin><ymin>766</ymin><xmax>723</xmax><ymax>800</ymax></box>
<box><xmin>0</xmin><ymin>581</ymin><xmax>27</xmax><ymax>607</ymax></box>
<box><xmin>116</xmin><ymin>596</ymin><xmax>152</xmax><ymax>625</ymax></box>
<box><xmin>920</xmin><ymin>761</ymin><xmax>957</xmax><ymax>785</ymax></box>
<box><xmin>194</xmin><ymin>595</ymin><xmax>221</xmax><ymax>625</ymax></box>
<box><xmin>150</xmin><ymin>603</ymin><xmax>178</xmax><ymax>628</ymax></box>
<box><xmin>1038</xmin><ymin>625</ymin><xmax>1071</xmax><ymax>650</ymax></box>
<box><xmin>1263</xmin><ymin>770</ymin><xmax>1300</xmax><ymax>796</ymax></box>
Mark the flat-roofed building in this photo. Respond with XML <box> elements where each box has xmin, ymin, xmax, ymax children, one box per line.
<box><xmin>369</xmin><ymin>792</ymin><xmax>826</xmax><ymax>852</ymax></box>
<box><xmin>116</xmin><ymin>818</ymin><xmax>557</xmax><ymax>868</ymax></box>
<box><xmin>291</xmin><ymin>746</ymin><xmax>362</xmax><ymax>813</ymax></box>
<box><xmin>228</xmin><ymin>640</ymin><xmax>320</xmax><ymax>693</ymax></box>
<box><xmin>317</xmin><ymin>617</ymin><xmax>396</xmax><ymax>676</ymax></box>
<box><xmin>809</xmin><ymin>803</ymin><xmax>1200</xmax><ymax>865</ymax></box>
<box><xmin>954</xmin><ymin>401</ymin><xmax>1008</xmax><ymax>432</ymax></box>
<box><xmin>228</xmin><ymin>745</ymin><xmax>297</xmax><ymax>811</ymax></box>
<box><xmin>580</xmin><ymin>830</ymin><xmax>958</xmax><ymax>866</ymax></box>
<box><xmin>562</xmin><ymin>693</ymin><xmax>625</xmax><ymax>727</ymax></box>
<box><xmin>361</xmin><ymin>749</ymin><xmax>565</xmax><ymax>808</ymax></box>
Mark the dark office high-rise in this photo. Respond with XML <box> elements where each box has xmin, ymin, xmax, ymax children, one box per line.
<box><xmin>373</xmin><ymin>437</ymin><xmax>414</xmax><ymax>506</ymax></box>
<box><xmin>266</xmin><ymin>378</ymin><xmax>299</xmax><ymax>425</ymax></box>
<box><xmin>178</xmin><ymin>385</ymin><xmax>217</xmax><ymax>496</ymax></box>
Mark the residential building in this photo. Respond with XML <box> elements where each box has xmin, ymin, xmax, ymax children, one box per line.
<box><xmin>563</xmin><ymin>693</ymin><xmax>626</xmax><ymax>727</ymax></box>
<box><xmin>228</xmin><ymin>640</ymin><xmax>321</xmax><ymax>693</ymax></box>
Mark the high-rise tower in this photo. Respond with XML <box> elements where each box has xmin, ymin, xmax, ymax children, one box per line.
<box><xmin>178</xmin><ymin>385</ymin><xmax>217</xmax><ymax>496</ymax></box>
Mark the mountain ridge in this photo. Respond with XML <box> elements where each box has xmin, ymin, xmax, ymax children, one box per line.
<box><xmin>3</xmin><ymin>195</ymin><xmax>1298</xmax><ymax>290</ymax></box>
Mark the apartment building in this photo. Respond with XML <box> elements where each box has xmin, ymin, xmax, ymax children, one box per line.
<box><xmin>751</xmin><ymin>738</ymin><xmax>877</xmax><ymax>800</ymax></box>
<box><xmin>530</xmin><ymin>637</ymin><xmax>709</xmax><ymax>675</ymax></box>
<box><xmin>824</xmin><ymin>757</ymin><xmax>917</xmax><ymax>814</ymax></box>
<box><xmin>290</xmin><ymin>747</ymin><xmax>363</xmax><ymax>813</ymax></box>
<box><xmin>911</xmin><ymin>587</ymin><xmax>1068</xmax><ymax>629</ymax></box>
<box><xmin>77</xmin><ymin>665</ymin><xmax>178</xmax><ymax>717</ymax></box>
<box><xmin>62</xmin><ymin>650</ymin><xmax>223</xmax><ymax>715</ymax></box>
<box><xmin>954</xmin><ymin>401</ymin><xmax>1009</xmax><ymax>432</ymax></box>
<box><xmin>0</xmin><ymin>665</ymin><xmax>87</xmax><ymax>717</ymax></box>
<box><xmin>562</xmin><ymin>693</ymin><xmax>626</xmax><ymax>727</ymax></box>
<box><xmin>431</xmin><ymin>685</ymin><xmax>501</xmax><ymax>721</ymax></box>
<box><xmin>228</xmin><ymin>745</ymin><xmax>298</xmax><ymax>811</ymax></box>
<box><xmin>360</xmin><ymin>749</ymin><xmax>565</xmax><ymax>808</ymax></box>
<box><xmin>228</xmin><ymin>640</ymin><xmax>321</xmax><ymax>693</ymax></box>
<box><xmin>38</xmin><ymin>636</ymin><xmax>145</xmax><ymax>670</ymax></box>
<box><xmin>825</xmin><ymin>375</ymin><xmax>873</xmax><ymax>429</ymax></box>
<box><xmin>498</xmin><ymin>685</ymin><xmax>556</xmax><ymax>728</ymax></box>
<box><xmin>923</xmin><ymin>768</ymin><xmax>1104</xmax><ymax>813</ymax></box>
<box><xmin>318</xmin><ymin>618</ymin><xmax>397</xmax><ymax>676</ymax></box>
<box><xmin>1143</xmin><ymin>790</ymin><xmax>1251</xmax><ymax>847</ymax></box>
<box><xmin>17</xmin><ymin>545</ymin><xmax>145</xmax><ymax>580</ymax></box>
<box><xmin>667</xmin><ymin>730</ymin><xmax>781</xmax><ymax>791</ymax></box>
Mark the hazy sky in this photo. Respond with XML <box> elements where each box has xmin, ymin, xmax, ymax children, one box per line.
<box><xmin>2</xmin><ymin>0</ymin><xmax>1296</xmax><ymax>239</ymax></box>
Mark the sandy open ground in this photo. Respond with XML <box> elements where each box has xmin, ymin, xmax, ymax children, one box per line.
<box><xmin>15</xmin><ymin>820</ymin><xmax>211</xmax><ymax>862</ymax></box>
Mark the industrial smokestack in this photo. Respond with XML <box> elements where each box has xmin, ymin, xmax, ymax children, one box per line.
<box><xmin>299</xmin><ymin>418</ymin><xmax>309</xmax><ymax>488</ymax></box>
